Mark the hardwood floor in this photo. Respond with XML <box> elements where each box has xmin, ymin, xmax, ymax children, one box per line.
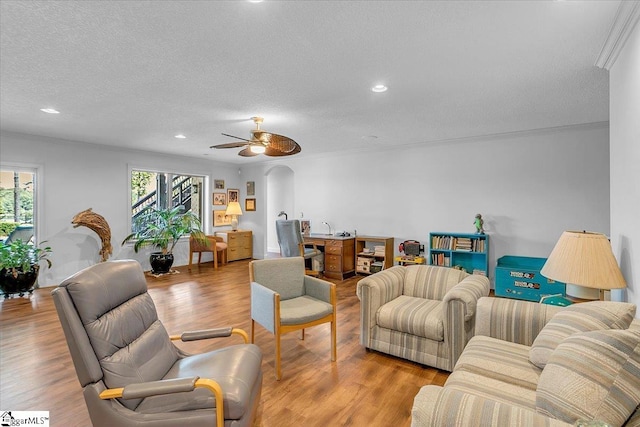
<box><xmin>0</xmin><ymin>259</ymin><xmax>448</xmax><ymax>427</ymax></box>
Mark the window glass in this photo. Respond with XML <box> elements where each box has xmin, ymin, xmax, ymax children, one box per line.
<box><xmin>0</xmin><ymin>168</ymin><xmax>36</xmax><ymax>243</ymax></box>
<box><xmin>130</xmin><ymin>170</ymin><xmax>204</xmax><ymax>232</ymax></box>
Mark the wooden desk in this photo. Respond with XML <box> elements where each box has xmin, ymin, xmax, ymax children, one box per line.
<box><xmin>304</xmin><ymin>234</ymin><xmax>355</xmax><ymax>280</ymax></box>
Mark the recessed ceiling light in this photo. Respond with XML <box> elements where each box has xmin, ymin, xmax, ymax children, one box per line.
<box><xmin>40</xmin><ymin>108</ymin><xmax>60</xmax><ymax>114</ymax></box>
<box><xmin>175</xmin><ymin>134</ymin><xmax>186</xmax><ymax>139</ymax></box>
<box><xmin>371</xmin><ymin>84</ymin><xmax>388</xmax><ymax>93</ymax></box>
<box><xmin>248</xmin><ymin>0</ymin><xmax>264</xmax><ymax>3</ymax></box>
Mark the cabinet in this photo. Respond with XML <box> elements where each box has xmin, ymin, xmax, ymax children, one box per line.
<box><xmin>355</xmin><ymin>236</ymin><xmax>394</xmax><ymax>275</ymax></box>
<box><xmin>216</xmin><ymin>230</ymin><xmax>252</xmax><ymax>262</ymax></box>
<box><xmin>428</xmin><ymin>232</ymin><xmax>488</xmax><ymax>276</ymax></box>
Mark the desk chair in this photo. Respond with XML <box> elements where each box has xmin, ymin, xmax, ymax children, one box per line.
<box><xmin>275</xmin><ymin>219</ymin><xmax>323</xmax><ymax>276</ymax></box>
<box><xmin>189</xmin><ymin>235</ymin><xmax>227</xmax><ymax>270</ymax></box>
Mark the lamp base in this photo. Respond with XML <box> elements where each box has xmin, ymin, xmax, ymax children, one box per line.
<box><xmin>231</xmin><ymin>217</ymin><xmax>238</xmax><ymax>231</ymax></box>
<box><xmin>565</xmin><ymin>284</ymin><xmax>600</xmax><ymax>300</ymax></box>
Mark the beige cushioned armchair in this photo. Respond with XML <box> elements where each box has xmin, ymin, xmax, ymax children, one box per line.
<box><xmin>357</xmin><ymin>265</ymin><xmax>490</xmax><ymax>371</ymax></box>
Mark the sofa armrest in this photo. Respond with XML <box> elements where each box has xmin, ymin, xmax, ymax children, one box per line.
<box><xmin>443</xmin><ymin>275</ymin><xmax>490</xmax><ymax>321</ymax></box>
<box><xmin>356</xmin><ymin>266</ymin><xmax>405</xmax><ymax>347</ymax></box>
<box><xmin>411</xmin><ymin>385</ymin><xmax>572</xmax><ymax>427</ymax></box>
<box><xmin>475</xmin><ymin>297</ymin><xmax>563</xmax><ymax>346</ymax></box>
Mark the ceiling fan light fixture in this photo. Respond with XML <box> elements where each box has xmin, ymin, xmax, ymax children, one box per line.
<box><xmin>250</xmin><ymin>144</ymin><xmax>266</xmax><ymax>154</ymax></box>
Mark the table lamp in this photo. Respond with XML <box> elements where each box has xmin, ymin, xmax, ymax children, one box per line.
<box><xmin>540</xmin><ymin>231</ymin><xmax>626</xmax><ymax>301</ymax></box>
<box><xmin>225</xmin><ymin>201</ymin><xmax>243</xmax><ymax>231</ymax></box>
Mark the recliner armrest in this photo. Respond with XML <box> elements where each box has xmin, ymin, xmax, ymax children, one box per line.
<box><xmin>172</xmin><ymin>327</ymin><xmax>249</xmax><ymax>344</ymax></box>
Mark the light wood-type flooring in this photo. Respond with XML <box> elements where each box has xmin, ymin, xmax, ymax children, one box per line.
<box><xmin>0</xmin><ymin>259</ymin><xmax>448</xmax><ymax>427</ymax></box>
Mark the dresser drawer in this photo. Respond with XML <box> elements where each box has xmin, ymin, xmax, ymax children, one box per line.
<box><xmin>325</xmin><ymin>240</ymin><xmax>343</xmax><ymax>255</ymax></box>
<box><xmin>325</xmin><ymin>254</ymin><xmax>342</xmax><ymax>272</ymax></box>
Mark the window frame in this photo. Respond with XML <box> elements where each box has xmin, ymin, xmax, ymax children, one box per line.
<box><xmin>0</xmin><ymin>161</ymin><xmax>43</xmax><ymax>245</ymax></box>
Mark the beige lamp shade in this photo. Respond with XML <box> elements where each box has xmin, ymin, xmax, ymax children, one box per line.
<box><xmin>540</xmin><ymin>231</ymin><xmax>626</xmax><ymax>291</ymax></box>
<box><xmin>225</xmin><ymin>201</ymin><xmax>243</xmax><ymax>217</ymax></box>
<box><xmin>225</xmin><ymin>201</ymin><xmax>243</xmax><ymax>231</ymax></box>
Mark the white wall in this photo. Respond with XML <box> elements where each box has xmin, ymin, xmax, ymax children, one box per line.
<box><xmin>0</xmin><ymin>131</ymin><xmax>241</xmax><ymax>286</ymax></box>
<box><xmin>245</xmin><ymin>123</ymin><xmax>611</xmax><ymax>285</ymax></box>
<box><xmin>610</xmin><ymin>22</ymin><xmax>640</xmax><ymax>307</ymax></box>
<box><xmin>1</xmin><ymin>122</ymin><xmax>611</xmax><ymax>290</ymax></box>
<box><xmin>265</xmin><ymin>166</ymin><xmax>294</xmax><ymax>254</ymax></box>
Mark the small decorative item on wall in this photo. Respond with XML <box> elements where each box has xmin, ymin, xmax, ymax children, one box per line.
<box><xmin>227</xmin><ymin>188</ymin><xmax>239</xmax><ymax>203</ymax></box>
<box><xmin>213</xmin><ymin>210</ymin><xmax>232</xmax><ymax>226</ymax></box>
<box><xmin>246</xmin><ymin>181</ymin><xmax>255</xmax><ymax>196</ymax></box>
<box><xmin>245</xmin><ymin>198</ymin><xmax>256</xmax><ymax>211</ymax></box>
<box><xmin>213</xmin><ymin>192</ymin><xmax>226</xmax><ymax>206</ymax></box>
<box><xmin>214</xmin><ymin>179</ymin><xmax>225</xmax><ymax>189</ymax></box>
<box><xmin>301</xmin><ymin>220</ymin><xmax>311</xmax><ymax>235</ymax></box>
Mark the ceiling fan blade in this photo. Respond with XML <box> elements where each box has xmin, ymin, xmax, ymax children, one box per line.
<box><xmin>238</xmin><ymin>147</ymin><xmax>260</xmax><ymax>157</ymax></box>
<box><xmin>221</xmin><ymin>133</ymin><xmax>253</xmax><ymax>142</ymax></box>
<box><xmin>210</xmin><ymin>142</ymin><xmax>249</xmax><ymax>149</ymax></box>
<box><xmin>254</xmin><ymin>131</ymin><xmax>298</xmax><ymax>153</ymax></box>
<box><xmin>264</xmin><ymin>142</ymin><xmax>302</xmax><ymax>157</ymax></box>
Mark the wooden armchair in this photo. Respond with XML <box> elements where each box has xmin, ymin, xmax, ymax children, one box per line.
<box><xmin>189</xmin><ymin>235</ymin><xmax>227</xmax><ymax>270</ymax></box>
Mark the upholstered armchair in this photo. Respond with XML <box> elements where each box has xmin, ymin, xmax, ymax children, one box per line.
<box><xmin>249</xmin><ymin>257</ymin><xmax>336</xmax><ymax>380</ymax></box>
<box><xmin>52</xmin><ymin>260</ymin><xmax>263</xmax><ymax>427</ymax></box>
<box><xmin>357</xmin><ymin>265</ymin><xmax>490</xmax><ymax>372</ymax></box>
<box><xmin>188</xmin><ymin>234</ymin><xmax>227</xmax><ymax>270</ymax></box>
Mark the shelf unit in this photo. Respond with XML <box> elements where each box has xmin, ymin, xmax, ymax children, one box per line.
<box><xmin>428</xmin><ymin>232</ymin><xmax>489</xmax><ymax>276</ymax></box>
<box><xmin>355</xmin><ymin>236</ymin><xmax>394</xmax><ymax>275</ymax></box>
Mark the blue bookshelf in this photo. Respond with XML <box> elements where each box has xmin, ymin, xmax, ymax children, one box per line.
<box><xmin>428</xmin><ymin>232</ymin><xmax>489</xmax><ymax>276</ymax></box>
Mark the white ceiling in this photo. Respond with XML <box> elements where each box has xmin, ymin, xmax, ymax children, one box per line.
<box><xmin>0</xmin><ymin>1</ymin><xmax>619</xmax><ymax>164</ymax></box>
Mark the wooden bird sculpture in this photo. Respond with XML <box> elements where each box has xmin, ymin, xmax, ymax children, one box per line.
<box><xmin>72</xmin><ymin>208</ymin><xmax>113</xmax><ymax>262</ymax></box>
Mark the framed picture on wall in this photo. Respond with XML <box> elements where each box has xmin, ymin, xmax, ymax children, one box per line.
<box><xmin>245</xmin><ymin>198</ymin><xmax>256</xmax><ymax>211</ymax></box>
<box><xmin>214</xmin><ymin>179</ymin><xmax>225</xmax><ymax>189</ymax></box>
<box><xmin>213</xmin><ymin>210</ymin><xmax>232</xmax><ymax>226</ymax></box>
<box><xmin>301</xmin><ymin>220</ymin><xmax>311</xmax><ymax>235</ymax></box>
<box><xmin>227</xmin><ymin>188</ymin><xmax>239</xmax><ymax>203</ymax></box>
<box><xmin>213</xmin><ymin>192</ymin><xmax>226</xmax><ymax>206</ymax></box>
<box><xmin>246</xmin><ymin>181</ymin><xmax>255</xmax><ymax>196</ymax></box>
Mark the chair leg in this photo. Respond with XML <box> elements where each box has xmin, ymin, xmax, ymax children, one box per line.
<box><xmin>275</xmin><ymin>330</ymin><xmax>282</xmax><ymax>381</ymax></box>
<box><xmin>300</xmin><ymin>329</ymin><xmax>305</xmax><ymax>340</ymax></box>
<box><xmin>331</xmin><ymin>317</ymin><xmax>337</xmax><ymax>362</ymax></box>
<box><xmin>214</xmin><ymin>250</ymin><xmax>218</xmax><ymax>270</ymax></box>
<box><xmin>250</xmin><ymin>319</ymin><xmax>255</xmax><ymax>344</ymax></box>
<box><xmin>188</xmin><ymin>251</ymin><xmax>193</xmax><ymax>271</ymax></box>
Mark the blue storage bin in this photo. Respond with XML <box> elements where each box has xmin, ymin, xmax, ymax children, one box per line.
<box><xmin>495</xmin><ymin>256</ymin><xmax>566</xmax><ymax>302</ymax></box>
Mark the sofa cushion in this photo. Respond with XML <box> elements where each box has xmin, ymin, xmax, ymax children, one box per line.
<box><xmin>376</xmin><ymin>295</ymin><xmax>443</xmax><ymax>341</ymax></box>
<box><xmin>455</xmin><ymin>335</ymin><xmax>542</xmax><ymax>391</ymax></box>
<box><xmin>529</xmin><ymin>301</ymin><xmax>636</xmax><ymax>369</ymax></box>
<box><xmin>536</xmin><ymin>329</ymin><xmax>640</xmax><ymax>427</ymax></box>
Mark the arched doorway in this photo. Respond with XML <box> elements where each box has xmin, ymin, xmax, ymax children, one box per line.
<box><xmin>265</xmin><ymin>165</ymin><xmax>294</xmax><ymax>257</ymax></box>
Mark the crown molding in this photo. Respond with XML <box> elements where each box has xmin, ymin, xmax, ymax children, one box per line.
<box><xmin>595</xmin><ymin>1</ymin><xmax>640</xmax><ymax>70</ymax></box>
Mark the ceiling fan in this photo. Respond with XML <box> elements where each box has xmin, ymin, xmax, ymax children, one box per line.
<box><xmin>210</xmin><ymin>117</ymin><xmax>301</xmax><ymax>157</ymax></box>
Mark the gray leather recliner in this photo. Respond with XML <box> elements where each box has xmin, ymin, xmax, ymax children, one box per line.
<box><xmin>52</xmin><ymin>259</ymin><xmax>262</xmax><ymax>427</ymax></box>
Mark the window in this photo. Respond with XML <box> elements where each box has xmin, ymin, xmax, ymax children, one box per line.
<box><xmin>0</xmin><ymin>167</ymin><xmax>37</xmax><ymax>243</ymax></box>
<box><xmin>130</xmin><ymin>169</ymin><xmax>205</xmax><ymax>232</ymax></box>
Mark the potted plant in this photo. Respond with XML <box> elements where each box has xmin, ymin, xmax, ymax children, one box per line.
<box><xmin>0</xmin><ymin>239</ymin><xmax>53</xmax><ymax>298</ymax></box>
<box><xmin>122</xmin><ymin>205</ymin><xmax>205</xmax><ymax>274</ymax></box>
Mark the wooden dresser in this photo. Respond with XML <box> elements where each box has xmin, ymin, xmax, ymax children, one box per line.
<box><xmin>216</xmin><ymin>230</ymin><xmax>253</xmax><ymax>262</ymax></box>
<box><xmin>304</xmin><ymin>234</ymin><xmax>355</xmax><ymax>280</ymax></box>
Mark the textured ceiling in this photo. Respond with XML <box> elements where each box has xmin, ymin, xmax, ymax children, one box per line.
<box><xmin>0</xmin><ymin>1</ymin><xmax>618</xmax><ymax>164</ymax></box>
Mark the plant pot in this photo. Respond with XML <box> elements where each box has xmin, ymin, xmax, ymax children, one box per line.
<box><xmin>0</xmin><ymin>265</ymin><xmax>39</xmax><ymax>298</ymax></box>
<box><xmin>150</xmin><ymin>252</ymin><xmax>174</xmax><ymax>274</ymax></box>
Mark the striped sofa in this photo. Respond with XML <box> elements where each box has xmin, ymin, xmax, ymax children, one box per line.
<box><xmin>356</xmin><ymin>265</ymin><xmax>490</xmax><ymax>372</ymax></box>
<box><xmin>412</xmin><ymin>297</ymin><xmax>640</xmax><ymax>427</ymax></box>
